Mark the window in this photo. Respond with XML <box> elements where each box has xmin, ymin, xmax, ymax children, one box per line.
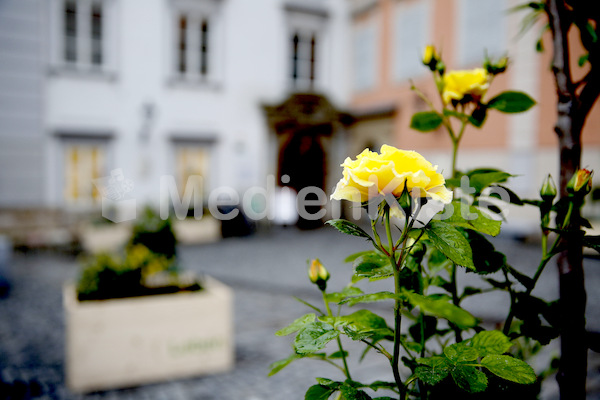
<box><xmin>64</xmin><ymin>143</ymin><xmax>106</xmax><ymax>205</ymax></box>
<box><xmin>61</xmin><ymin>0</ymin><xmax>105</xmax><ymax>67</ymax></box>
<box><xmin>291</xmin><ymin>31</ymin><xmax>317</xmax><ymax>89</ymax></box>
<box><xmin>64</xmin><ymin>0</ymin><xmax>77</xmax><ymax>62</ymax></box>
<box><xmin>175</xmin><ymin>146</ymin><xmax>210</xmax><ymax>199</ymax></box>
<box><xmin>457</xmin><ymin>0</ymin><xmax>507</xmax><ymax>66</ymax></box>
<box><xmin>172</xmin><ymin>8</ymin><xmax>215</xmax><ymax>82</ymax></box>
<box><xmin>91</xmin><ymin>1</ymin><xmax>103</xmax><ymax>65</ymax></box>
<box><xmin>353</xmin><ymin>24</ymin><xmax>377</xmax><ymax>91</ymax></box>
<box><xmin>393</xmin><ymin>1</ymin><xmax>429</xmax><ymax>82</ymax></box>
<box><xmin>284</xmin><ymin>4</ymin><xmax>328</xmax><ymax>92</ymax></box>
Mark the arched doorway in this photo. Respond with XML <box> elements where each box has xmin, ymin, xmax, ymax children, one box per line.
<box><xmin>264</xmin><ymin>94</ymin><xmax>353</xmax><ymax>229</ymax></box>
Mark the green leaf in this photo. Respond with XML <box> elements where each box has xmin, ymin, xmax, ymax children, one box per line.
<box><xmin>268</xmin><ymin>353</ymin><xmax>302</xmax><ymax>376</ymax></box>
<box><xmin>460</xmin><ymin>286</ymin><xmax>483</xmax><ymax>299</ymax></box>
<box><xmin>487</xmin><ymin>91</ymin><xmax>536</xmax><ymax>113</ymax></box>
<box><xmin>409</xmin><ymin>316</ymin><xmax>438</xmax><ymax>344</ymax></box>
<box><xmin>326</xmin><ymin>219</ymin><xmax>373</xmax><ymax>242</ymax></box>
<box><xmin>327</xmin><ymin>286</ymin><xmax>364</xmax><ymax>303</ymax></box>
<box><xmin>481</xmin><ymin>355</ymin><xmax>537</xmax><ymax>384</ymax></box>
<box><xmin>463</xmin><ymin>230</ymin><xmax>506</xmax><ymax>275</ymax></box>
<box><xmin>427</xmin><ymin>247</ymin><xmax>453</xmax><ymax>275</ymax></box>
<box><xmin>295</xmin><ymin>322</ymin><xmax>340</xmax><ymax>354</ymax></box>
<box><xmin>367</xmin><ymin>381</ymin><xmax>397</xmax><ymax>391</ymax></box>
<box><xmin>425</xmin><ymin>221</ymin><xmax>475</xmax><ymax>270</ymax></box>
<box><xmin>276</xmin><ymin>313</ymin><xmax>316</xmax><ymax>336</ymax></box>
<box><xmin>341</xmin><ymin>310</ymin><xmax>393</xmax><ymax>340</ymax></box>
<box><xmin>490</xmin><ymin>185</ymin><xmax>523</xmax><ymax>205</ymax></box>
<box><xmin>536</xmin><ymin>38</ymin><xmax>544</xmax><ymax>52</ymax></box>
<box><xmin>338</xmin><ymin>387</ymin><xmax>366</xmax><ymax>399</ymax></box>
<box><xmin>305</xmin><ymin>384</ymin><xmax>335</xmax><ymax>400</ymax></box>
<box><xmin>451</xmin><ymin>365</ymin><xmax>488</xmax><ymax>393</ymax></box>
<box><xmin>470</xmin><ymin>330</ymin><xmax>513</xmax><ymax>357</ymax></box>
<box><xmin>585</xmin><ymin>22</ymin><xmax>598</xmax><ymax>43</ymax></box>
<box><xmin>329</xmin><ymin>350</ymin><xmax>348</xmax><ymax>359</ymax></box>
<box><xmin>315</xmin><ymin>378</ymin><xmax>342</xmax><ymax>388</ymax></box>
<box><xmin>443</xmin><ymin>343</ymin><xmax>479</xmax><ymax>363</ymax></box>
<box><xmin>506</xmin><ymin>265</ymin><xmax>534</xmax><ymax>289</ymax></box>
<box><xmin>583</xmin><ymin>235</ymin><xmax>600</xmax><ymax>255</ymax></box>
<box><xmin>404</xmin><ymin>291</ymin><xmax>478</xmax><ymax>329</ymax></box>
<box><xmin>467</xmin><ymin>170</ymin><xmax>513</xmax><ymax>194</ymax></box>
<box><xmin>441</xmin><ymin>201</ymin><xmax>502</xmax><ymax>236</ymax></box>
<box><xmin>353</xmin><ymin>253</ymin><xmax>394</xmax><ymax>280</ymax></box>
<box><xmin>410</xmin><ymin>111</ymin><xmax>443</xmax><ymax>132</ymax></box>
<box><xmin>469</xmin><ymin>105</ymin><xmax>488</xmax><ymax>128</ymax></box>
<box><xmin>416</xmin><ymin>356</ymin><xmax>451</xmax><ymax>385</ymax></box>
<box><xmin>340</xmin><ymin>386</ymin><xmax>373</xmax><ymax>400</ymax></box>
<box><xmin>345</xmin><ymin>250</ymin><xmax>376</xmax><ymax>263</ymax></box>
<box><xmin>339</xmin><ymin>291</ymin><xmax>403</xmax><ymax>306</ymax></box>
<box><xmin>578</xmin><ymin>53</ymin><xmax>589</xmax><ymax>67</ymax></box>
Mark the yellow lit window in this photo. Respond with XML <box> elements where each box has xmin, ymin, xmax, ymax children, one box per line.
<box><xmin>176</xmin><ymin>146</ymin><xmax>208</xmax><ymax>198</ymax></box>
<box><xmin>64</xmin><ymin>144</ymin><xmax>105</xmax><ymax>204</ymax></box>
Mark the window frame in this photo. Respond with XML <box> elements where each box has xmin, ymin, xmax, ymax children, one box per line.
<box><xmin>170</xmin><ymin>135</ymin><xmax>218</xmax><ymax>203</ymax></box>
<box><xmin>284</xmin><ymin>4</ymin><xmax>329</xmax><ymax>92</ymax></box>
<box><xmin>50</xmin><ymin>0</ymin><xmax>116</xmax><ymax>77</ymax></box>
<box><xmin>58</xmin><ymin>134</ymin><xmax>113</xmax><ymax>208</ymax></box>
<box><xmin>169</xmin><ymin>0</ymin><xmax>223</xmax><ymax>87</ymax></box>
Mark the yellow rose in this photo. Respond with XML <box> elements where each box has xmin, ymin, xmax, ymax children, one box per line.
<box><xmin>330</xmin><ymin>145</ymin><xmax>452</xmax><ymax>205</ymax></box>
<box><xmin>442</xmin><ymin>68</ymin><xmax>490</xmax><ymax>105</ymax></box>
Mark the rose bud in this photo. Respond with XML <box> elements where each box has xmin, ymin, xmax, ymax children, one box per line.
<box><xmin>308</xmin><ymin>259</ymin><xmax>330</xmax><ymax>290</ymax></box>
<box><xmin>567</xmin><ymin>169</ymin><xmax>593</xmax><ymax>195</ymax></box>
<box><xmin>540</xmin><ymin>174</ymin><xmax>557</xmax><ymax>201</ymax></box>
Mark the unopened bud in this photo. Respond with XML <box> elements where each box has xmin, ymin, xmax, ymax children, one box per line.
<box><xmin>567</xmin><ymin>169</ymin><xmax>593</xmax><ymax>195</ymax></box>
<box><xmin>422</xmin><ymin>45</ymin><xmax>439</xmax><ymax>71</ymax></box>
<box><xmin>308</xmin><ymin>259</ymin><xmax>329</xmax><ymax>290</ymax></box>
<box><xmin>540</xmin><ymin>174</ymin><xmax>557</xmax><ymax>201</ymax></box>
<box><xmin>484</xmin><ymin>55</ymin><xmax>508</xmax><ymax>75</ymax></box>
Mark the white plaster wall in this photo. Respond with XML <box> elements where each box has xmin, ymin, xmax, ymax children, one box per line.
<box><xmin>45</xmin><ymin>0</ymin><xmax>352</xmax><ymax>208</ymax></box>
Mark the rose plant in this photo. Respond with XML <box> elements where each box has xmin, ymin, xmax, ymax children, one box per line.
<box><xmin>270</xmin><ymin>47</ymin><xmax>599</xmax><ymax>399</ymax></box>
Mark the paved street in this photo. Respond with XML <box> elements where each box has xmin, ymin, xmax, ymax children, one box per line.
<box><xmin>1</xmin><ymin>226</ymin><xmax>599</xmax><ymax>399</ymax></box>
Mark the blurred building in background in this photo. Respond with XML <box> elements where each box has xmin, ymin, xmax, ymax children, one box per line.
<box><xmin>347</xmin><ymin>0</ymin><xmax>600</xmax><ymax>232</ymax></box>
<box><xmin>0</xmin><ymin>0</ymin><xmax>352</xmax><ymax>243</ymax></box>
<box><xmin>1</xmin><ymin>0</ymin><xmax>599</xmax><ymax>243</ymax></box>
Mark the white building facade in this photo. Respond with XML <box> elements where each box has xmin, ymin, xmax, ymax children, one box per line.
<box><xmin>0</xmin><ymin>0</ymin><xmax>351</xmax><ymax>220</ymax></box>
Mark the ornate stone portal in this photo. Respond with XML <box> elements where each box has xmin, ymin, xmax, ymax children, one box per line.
<box><xmin>264</xmin><ymin>93</ymin><xmax>353</xmax><ymax>229</ymax></box>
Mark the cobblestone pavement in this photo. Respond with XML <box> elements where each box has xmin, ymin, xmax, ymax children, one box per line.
<box><xmin>1</xmin><ymin>226</ymin><xmax>599</xmax><ymax>399</ymax></box>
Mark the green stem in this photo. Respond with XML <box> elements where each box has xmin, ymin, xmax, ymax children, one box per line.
<box><xmin>450</xmin><ymin>264</ymin><xmax>463</xmax><ymax>342</ymax></box>
<box><xmin>503</xmin><ymin>200</ymin><xmax>575</xmax><ymax>334</ymax></box>
<box><xmin>372</xmin><ymin>218</ymin><xmax>388</xmax><ymax>256</ymax></box>
<box><xmin>322</xmin><ymin>291</ymin><xmax>351</xmax><ymax>380</ymax></box>
<box><xmin>451</xmin><ymin>119</ymin><xmax>468</xmax><ymax>179</ymax></box>
<box><xmin>361</xmin><ymin>339</ymin><xmax>393</xmax><ymax>361</ymax></box>
<box><xmin>385</xmin><ymin>209</ymin><xmax>407</xmax><ymax>400</ymax></box>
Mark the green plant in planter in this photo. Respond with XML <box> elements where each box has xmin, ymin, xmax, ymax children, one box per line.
<box><xmin>130</xmin><ymin>206</ymin><xmax>177</xmax><ymax>259</ymax></box>
<box><xmin>77</xmin><ymin>244</ymin><xmax>200</xmax><ymax>301</ymax></box>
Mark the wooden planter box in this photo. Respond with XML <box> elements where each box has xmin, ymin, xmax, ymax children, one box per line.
<box><xmin>64</xmin><ymin>276</ymin><xmax>234</xmax><ymax>393</ymax></box>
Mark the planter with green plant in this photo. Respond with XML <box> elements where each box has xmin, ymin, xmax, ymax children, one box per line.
<box><xmin>64</xmin><ymin>210</ymin><xmax>233</xmax><ymax>392</ymax></box>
